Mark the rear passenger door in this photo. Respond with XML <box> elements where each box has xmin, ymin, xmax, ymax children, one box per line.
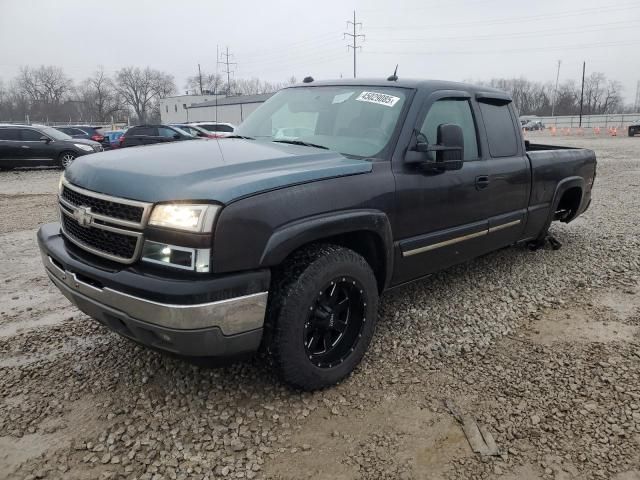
<box><xmin>475</xmin><ymin>96</ymin><xmax>530</xmax><ymax>247</ymax></box>
<box><xmin>0</xmin><ymin>128</ymin><xmax>22</xmax><ymax>166</ymax></box>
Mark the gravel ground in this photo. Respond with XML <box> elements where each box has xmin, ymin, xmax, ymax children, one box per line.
<box><xmin>0</xmin><ymin>135</ymin><xmax>639</xmax><ymax>480</ymax></box>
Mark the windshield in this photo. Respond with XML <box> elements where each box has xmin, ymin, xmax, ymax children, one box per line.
<box><xmin>171</xmin><ymin>126</ymin><xmax>196</xmax><ymax>137</ymax></box>
<box><xmin>43</xmin><ymin>126</ymin><xmax>72</xmax><ymax>140</ymax></box>
<box><xmin>236</xmin><ymin>86</ymin><xmax>408</xmax><ymax>158</ymax></box>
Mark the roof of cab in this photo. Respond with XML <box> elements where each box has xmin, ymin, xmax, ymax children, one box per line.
<box><xmin>288</xmin><ymin>78</ymin><xmax>509</xmax><ymax>98</ymax></box>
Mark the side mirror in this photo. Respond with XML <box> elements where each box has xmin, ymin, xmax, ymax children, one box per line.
<box><xmin>405</xmin><ymin>124</ymin><xmax>464</xmax><ymax>172</ymax></box>
<box><xmin>40</xmin><ymin>136</ymin><xmax>51</xmax><ymax>144</ymax></box>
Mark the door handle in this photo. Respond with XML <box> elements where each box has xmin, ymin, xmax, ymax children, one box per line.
<box><xmin>21</xmin><ymin>145</ymin><xmax>30</xmax><ymax>149</ymax></box>
<box><xmin>475</xmin><ymin>175</ymin><xmax>490</xmax><ymax>190</ymax></box>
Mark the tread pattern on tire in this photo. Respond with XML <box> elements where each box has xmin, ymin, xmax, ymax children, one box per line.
<box><xmin>266</xmin><ymin>243</ymin><xmax>378</xmax><ymax>390</ymax></box>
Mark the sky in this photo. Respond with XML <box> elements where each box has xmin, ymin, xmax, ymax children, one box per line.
<box><xmin>1</xmin><ymin>0</ymin><xmax>639</xmax><ymax>103</ymax></box>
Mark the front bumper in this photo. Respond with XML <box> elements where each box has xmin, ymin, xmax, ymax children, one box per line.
<box><xmin>37</xmin><ymin>223</ymin><xmax>269</xmax><ymax>357</ymax></box>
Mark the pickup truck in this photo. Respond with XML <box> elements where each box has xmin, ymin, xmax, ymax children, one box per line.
<box><xmin>37</xmin><ymin>79</ymin><xmax>596</xmax><ymax>390</ymax></box>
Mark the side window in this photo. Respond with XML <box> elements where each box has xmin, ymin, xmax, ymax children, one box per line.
<box><xmin>132</xmin><ymin>127</ymin><xmax>155</xmax><ymax>136</ymax></box>
<box><xmin>217</xmin><ymin>124</ymin><xmax>234</xmax><ymax>132</ymax></box>
<box><xmin>420</xmin><ymin>99</ymin><xmax>478</xmax><ymax>160</ymax></box>
<box><xmin>0</xmin><ymin>128</ymin><xmax>21</xmax><ymax>140</ymax></box>
<box><xmin>158</xmin><ymin>127</ymin><xmax>178</xmax><ymax>138</ymax></box>
<box><xmin>478</xmin><ymin>101</ymin><xmax>518</xmax><ymax>157</ymax></box>
<box><xmin>21</xmin><ymin>129</ymin><xmax>44</xmax><ymax>141</ymax></box>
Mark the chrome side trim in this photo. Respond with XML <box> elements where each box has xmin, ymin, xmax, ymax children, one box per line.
<box><xmin>403</xmin><ymin>229</ymin><xmax>487</xmax><ymax>257</ymax></box>
<box><xmin>60</xmin><ymin>208</ymin><xmax>144</xmax><ymax>264</ymax></box>
<box><xmin>488</xmin><ymin>219</ymin><xmax>521</xmax><ymax>233</ymax></box>
<box><xmin>61</xmin><ymin>177</ymin><xmax>153</xmax><ymax>229</ymax></box>
<box><xmin>402</xmin><ymin>218</ymin><xmax>522</xmax><ymax>257</ymax></box>
<box><xmin>45</xmin><ymin>256</ymin><xmax>267</xmax><ymax>335</ymax></box>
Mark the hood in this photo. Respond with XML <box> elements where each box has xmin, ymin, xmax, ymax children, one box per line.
<box><xmin>64</xmin><ymin>138</ymin><xmax>372</xmax><ymax>204</ymax></box>
<box><xmin>65</xmin><ymin>137</ymin><xmax>100</xmax><ymax>146</ymax></box>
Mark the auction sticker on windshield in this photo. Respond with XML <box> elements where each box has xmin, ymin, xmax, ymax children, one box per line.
<box><xmin>356</xmin><ymin>91</ymin><xmax>401</xmax><ymax>107</ymax></box>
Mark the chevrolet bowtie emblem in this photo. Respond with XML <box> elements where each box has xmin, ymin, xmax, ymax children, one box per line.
<box><xmin>73</xmin><ymin>206</ymin><xmax>93</xmax><ymax>227</ymax></box>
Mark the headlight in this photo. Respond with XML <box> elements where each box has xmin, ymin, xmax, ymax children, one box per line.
<box><xmin>141</xmin><ymin>241</ymin><xmax>211</xmax><ymax>272</ymax></box>
<box><xmin>58</xmin><ymin>173</ymin><xmax>64</xmax><ymax>195</ymax></box>
<box><xmin>149</xmin><ymin>204</ymin><xmax>220</xmax><ymax>233</ymax></box>
<box><xmin>74</xmin><ymin>144</ymin><xmax>94</xmax><ymax>152</ymax></box>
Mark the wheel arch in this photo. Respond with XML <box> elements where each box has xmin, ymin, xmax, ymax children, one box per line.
<box><xmin>259</xmin><ymin>209</ymin><xmax>394</xmax><ymax>292</ymax></box>
<box><xmin>552</xmin><ymin>177</ymin><xmax>584</xmax><ymax>223</ymax></box>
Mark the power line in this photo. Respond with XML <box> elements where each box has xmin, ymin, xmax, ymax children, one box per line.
<box><xmin>364</xmin><ymin>20</ymin><xmax>640</xmax><ymax>44</ymax></box>
<box><xmin>366</xmin><ymin>3</ymin><xmax>638</xmax><ymax>30</ymax></box>
<box><xmin>218</xmin><ymin>46</ymin><xmax>237</xmax><ymax>96</ymax></box>
<box><xmin>363</xmin><ymin>39</ymin><xmax>640</xmax><ymax>56</ymax></box>
<box><xmin>344</xmin><ymin>10</ymin><xmax>364</xmax><ymax>78</ymax></box>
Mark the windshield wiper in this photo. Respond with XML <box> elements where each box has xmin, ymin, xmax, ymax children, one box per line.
<box><xmin>226</xmin><ymin>134</ymin><xmax>255</xmax><ymax>140</ymax></box>
<box><xmin>272</xmin><ymin>139</ymin><xmax>329</xmax><ymax>150</ymax></box>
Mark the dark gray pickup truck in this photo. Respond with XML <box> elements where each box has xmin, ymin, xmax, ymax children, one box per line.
<box><xmin>38</xmin><ymin>78</ymin><xmax>596</xmax><ymax>390</ymax></box>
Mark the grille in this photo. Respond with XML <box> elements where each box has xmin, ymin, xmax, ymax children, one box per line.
<box><xmin>61</xmin><ymin>186</ymin><xmax>144</xmax><ymax>223</ymax></box>
<box><xmin>62</xmin><ymin>214</ymin><xmax>138</xmax><ymax>260</ymax></box>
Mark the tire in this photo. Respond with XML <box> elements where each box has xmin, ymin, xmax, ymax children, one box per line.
<box><xmin>629</xmin><ymin>129</ymin><xmax>635</xmax><ymax>137</ymax></box>
<box><xmin>59</xmin><ymin>151</ymin><xmax>77</xmax><ymax>169</ymax></box>
<box><xmin>267</xmin><ymin>244</ymin><xmax>379</xmax><ymax>391</ymax></box>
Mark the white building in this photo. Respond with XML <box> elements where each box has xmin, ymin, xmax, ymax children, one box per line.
<box><xmin>185</xmin><ymin>93</ymin><xmax>274</xmax><ymax>125</ymax></box>
<box><xmin>159</xmin><ymin>94</ymin><xmax>220</xmax><ymax>124</ymax></box>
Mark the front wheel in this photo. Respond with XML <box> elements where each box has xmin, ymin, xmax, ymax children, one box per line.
<box><xmin>267</xmin><ymin>245</ymin><xmax>379</xmax><ymax>390</ymax></box>
<box><xmin>59</xmin><ymin>151</ymin><xmax>77</xmax><ymax>169</ymax></box>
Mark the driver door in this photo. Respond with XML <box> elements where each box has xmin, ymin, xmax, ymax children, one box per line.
<box><xmin>392</xmin><ymin>92</ymin><xmax>490</xmax><ymax>284</ymax></box>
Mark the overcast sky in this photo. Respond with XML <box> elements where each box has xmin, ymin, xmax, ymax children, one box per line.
<box><xmin>1</xmin><ymin>0</ymin><xmax>638</xmax><ymax>102</ymax></box>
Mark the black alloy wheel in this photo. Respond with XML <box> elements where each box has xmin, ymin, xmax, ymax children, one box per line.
<box><xmin>304</xmin><ymin>277</ymin><xmax>367</xmax><ymax>368</ymax></box>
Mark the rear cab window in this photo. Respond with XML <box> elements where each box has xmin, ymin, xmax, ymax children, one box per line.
<box><xmin>477</xmin><ymin>100</ymin><xmax>519</xmax><ymax>158</ymax></box>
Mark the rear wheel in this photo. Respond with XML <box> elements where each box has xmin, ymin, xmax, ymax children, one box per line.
<box><xmin>267</xmin><ymin>244</ymin><xmax>379</xmax><ymax>390</ymax></box>
<box><xmin>59</xmin><ymin>151</ymin><xmax>77</xmax><ymax>169</ymax></box>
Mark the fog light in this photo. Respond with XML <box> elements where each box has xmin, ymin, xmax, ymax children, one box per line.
<box><xmin>141</xmin><ymin>241</ymin><xmax>210</xmax><ymax>272</ymax></box>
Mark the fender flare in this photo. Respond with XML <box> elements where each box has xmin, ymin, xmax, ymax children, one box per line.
<box><xmin>259</xmin><ymin>209</ymin><xmax>394</xmax><ymax>288</ymax></box>
<box><xmin>551</xmin><ymin>176</ymin><xmax>584</xmax><ymax>223</ymax></box>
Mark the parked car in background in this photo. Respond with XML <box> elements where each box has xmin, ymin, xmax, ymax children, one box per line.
<box><xmin>186</xmin><ymin>122</ymin><xmax>235</xmax><ymax>137</ymax></box>
<box><xmin>104</xmin><ymin>130</ymin><xmax>125</xmax><ymax>149</ymax></box>
<box><xmin>56</xmin><ymin>125</ymin><xmax>110</xmax><ymax>150</ymax></box>
<box><xmin>628</xmin><ymin>122</ymin><xmax>640</xmax><ymax>137</ymax></box>
<box><xmin>523</xmin><ymin>120</ymin><xmax>545</xmax><ymax>131</ymax></box>
<box><xmin>119</xmin><ymin>125</ymin><xmax>198</xmax><ymax>148</ymax></box>
<box><xmin>0</xmin><ymin>124</ymin><xmax>101</xmax><ymax>169</ymax></box>
<box><xmin>170</xmin><ymin>124</ymin><xmax>216</xmax><ymax>138</ymax></box>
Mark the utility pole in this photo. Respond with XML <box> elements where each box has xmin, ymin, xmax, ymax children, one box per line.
<box><xmin>551</xmin><ymin>60</ymin><xmax>561</xmax><ymax>116</ymax></box>
<box><xmin>218</xmin><ymin>46</ymin><xmax>237</xmax><ymax>96</ymax></box>
<box><xmin>344</xmin><ymin>11</ymin><xmax>364</xmax><ymax>78</ymax></box>
<box><xmin>579</xmin><ymin>61</ymin><xmax>586</xmax><ymax>127</ymax></box>
<box><xmin>197</xmin><ymin>64</ymin><xmax>203</xmax><ymax>95</ymax></box>
<box><xmin>634</xmin><ymin>80</ymin><xmax>640</xmax><ymax>112</ymax></box>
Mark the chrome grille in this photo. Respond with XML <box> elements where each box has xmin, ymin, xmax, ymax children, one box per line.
<box><xmin>59</xmin><ymin>179</ymin><xmax>151</xmax><ymax>264</ymax></box>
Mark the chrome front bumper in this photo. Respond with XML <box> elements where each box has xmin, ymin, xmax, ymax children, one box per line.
<box><xmin>43</xmin><ymin>254</ymin><xmax>268</xmax><ymax>336</ymax></box>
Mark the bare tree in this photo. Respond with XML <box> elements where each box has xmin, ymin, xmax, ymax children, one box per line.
<box><xmin>185</xmin><ymin>72</ymin><xmax>225</xmax><ymax>95</ymax></box>
<box><xmin>77</xmin><ymin>67</ymin><xmax>124</xmax><ymax>122</ymax></box>
<box><xmin>16</xmin><ymin>65</ymin><xmax>72</xmax><ymax>105</ymax></box>
<box><xmin>115</xmin><ymin>67</ymin><xmax>176</xmax><ymax>123</ymax></box>
<box><xmin>233</xmin><ymin>77</ymin><xmax>286</xmax><ymax>96</ymax></box>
